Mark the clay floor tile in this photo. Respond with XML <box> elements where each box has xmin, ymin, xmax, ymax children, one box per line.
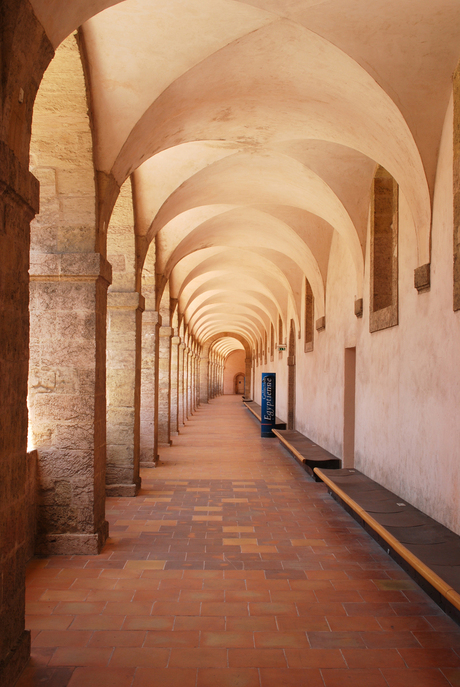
<box><xmin>53</xmin><ymin>602</ymin><xmax>106</xmax><ymax>615</ymax></box>
<box><xmin>70</xmin><ymin>615</ymin><xmax>124</xmax><ymax>630</ymax></box>
<box><xmin>103</xmin><ymin>602</ymin><xmax>153</xmax><ymax>615</ymax></box>
<box><xmin>15</xmin><ymin>666</ymin><xmax>74</xmax><ymax>687</ymax></box>
<box><xmin>197</xmin><ymin>668</ymin><xmax>260</xmax><ymax>687</ymax></box>
<box><xmin>228</xmin><ymin>648</ymin><xmax>287</xmax><ymax>668</ymax></box>
<box><xmin>254</xmin><ymin>631</ymin><xmax>309</xmax><ymax>648</ymax></box>
<box><xmin>178</xmin><ymin>590</ymin><xmax>224</xmax><ymax>602</ymax></box>
<box><xmin>133</xmin><ymin>668</ymin><xmax>198</xmax><ymax>687</ymax></box>
<box><xmin>122</xmin><ymin>615</ymin><xmax>175</xmax><ymax>630</ymax></box>
<box><xmin>248</xmin><ymin>602</ymin><xmax>297</xmax><ymax>615</ymax></box>
<box><xmin>109</xmin><ymin>647</ymin><xmax>170</xmax><ymax>667</ymax></box>
<box><xmin>398</xmin><ymin>647</ymin><xmax>460</xmax><ymax>668</ymax></box>
<box><xmin>285</xmin><ymin>648</ymin><xmax>346</xmax><ymax>669</ymax></box>
<box><xmin>225</xmin><ymin>616</ymin><xmax>277</xmax><ymax>632</ymax></box>
<box><xmin>26</xmin><ymin>615</ymin><xmax>74</xmax><ymax>631</ymax></box>
<box><xmin>376</xmin><ymin>616</ymin><xmax>434</xmax><ymax>631</ymax></box>
<box><xmin>85</xmin><ymin>590</ymin><xmax>134</xmax><ymax>602</ymax></box>
<box><xmin>49</xmin><ymin>648</ymin><xmax>113</xmax><ymax>667</ymax></box>
<box><xmin>201</xmin><ymin>602</ymin><xmax>249</xmax><ymax>616</ymax></box>
<box><xmin>152</xmin><ymin>601</ymin><xmax>201</xmax><ymax>615</ymax></box>
<box><xmin>259</xmin><ymin>667</ymin><xmax>325</xmax><ymax>687</ymax></box>
<box><xmin>144</xmin><ymin>630</ymin><xmax>200</xmax><ymax>647</ymax></box>
<box><xmin>33</xmin><ymin>630</ymin><xmax>92</xmax><ymax>647</ymax></box>
<box><xmin>309</xmin><ymin>629</ymin><xmax>365</xmax><ymax>649</ymax></box>
<box><xmin>88</xmin><ymin>630</ymin><xmax>146</xmax><ymax>647</ymax></box>
<box><xmin>67</xmin><ymin>667</ymin><xmax>136</xmax><ymax>687</ymax></box>
<box><xmin>168</xmin><ymin>647</ymin><xmax>228</xmax><ymax>668</ymax></box>
<box><xmin>321</xmin><ymin>668</ymin><xmax>389</xmax><ymax>687</ymax></box>
<box><xmin>326</xmin><ymin>616</ymin><xmax>381</xmax><ymax>632</ymax></box>
<box><xmin>173</xmin><ymin>616</ymin><xmax>226</xmax><ymax>631</ymax></box>
<box><xmin>343</xmin><ymin>602</ymin><xmax>396</xmax><ymax>617</ymax></box>
<box><xmin>200</xmin><ymin>631</ymin><xmax>254</xmax><ymax>647</ymax></box>
<box><xmin>412</xmin><ymin>631</ymin><xmax>460</xmax><ymax>648</ymax></box>
<box><xmin>341</xmin><ymin>648</ymin><xmax>407</xmax><ymax>668</ymax></box>
<box><xmin>39</xmin><ymin>590</ymin><xmax>89</xmax><ymax>602</ymax></box>
<box><xmin>224</xmin><ymin>591</ymin><xmax>270</xmax><ymax>602</ymax></box>
<box><xmin>381</xmin><ymin>668</ymin><xmax>452</xmax><ymax>687</ymax></box>
<box><xmin>360</xmin><ymin>630</ymin><xmax>421</xmax><ymax>648</ymax></box>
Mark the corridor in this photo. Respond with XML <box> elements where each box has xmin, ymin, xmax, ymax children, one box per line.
<box><xmin>21</xmin><ymin>396</ymin><xmax>460</xmax><ymax>687</ymax></box>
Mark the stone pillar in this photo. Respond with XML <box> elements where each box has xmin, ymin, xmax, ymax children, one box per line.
<box><xmin>106</xmin><ymin>291</ymin><xmax>144</xmax><ymax>496</ymax></box>
<box><xmin>140</xmin><ymin>311</ymin><xmax>161</xmax><ymax>467</ymax></box>
<box><xmin>244</xmin><ymin>357</ymin><xmax>252</xmax><ymax>399</ymax></box>
<box><xmin>170</xmin><ymin>336</ymin><xmax>180</xmax><ymax>436</ymax></box>
<box><xmin>29</xmin><ymin>253</ymin><xmax>111</xmax><ymax>555</ymax></box>
<box><xmin>178</xmin><ymin>343</ymin><xmax>186</xmax><ymax>428</ymax></box>
<box><xmin>185</xmin><ymin>348</ymin><xmax>193</xmax><ymax>420</ymax></box>
<box><xmin>195</xmin><ymin>355</ymin><xmax>201</xmax><ymax>408</ymax></box>
<box><xmin>0</xmin><ymin>144</ymin><xmax>39</xmax><ymax>686</ymax></box>
<box><xmin>200</xmin><ymin>355</ymin><xmax>209</xmax><ymax>404</ymax></box>
<box><xmin>158</xmin><ymin>326</ymin><xmax>173</xmax><ymax>446</ymax></box>
<box><xmin>191</xmin><ymin>353</ymin><xmax>197</xmax><ymax>412</ymax></box>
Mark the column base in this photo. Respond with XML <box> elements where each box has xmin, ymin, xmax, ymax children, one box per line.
<box><xmin>106</xmin><ymin>482</ymin><xmax>140</xmax><ymax>497</ymax></box>
<box><xmin>159</xmin><ymin>441</ymin><xmax>172</xmax><ymax>447</ymax></box>
<box><xmin>35</xmin><ymin>520</ymin><xmax>109</xmax><ymax>556</ymax></box>
<box><xmin>0</xmin><ymin>630</ymin><xmax>30</xmax><ymax>687</ymax></box>
<box><xmin>140</xmin><ymin>457</ymin><xmax>159</xmax><ymax>468</ymax></box>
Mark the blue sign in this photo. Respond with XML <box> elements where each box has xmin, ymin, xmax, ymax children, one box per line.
<box><xmin>261</xmin><ymin>373</ymin><xmax>276</xmax><ymax>437</ymax></box>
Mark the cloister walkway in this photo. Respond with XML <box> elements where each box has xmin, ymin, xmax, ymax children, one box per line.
<box><xmin>21</xmin><ymin>395</ymin><xmax>460</xmax><ymax>687</ymax></box>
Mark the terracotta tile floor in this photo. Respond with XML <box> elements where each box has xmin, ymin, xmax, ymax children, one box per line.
<box><xmin>20</xmin><ymin>395</ymin><xmax>460</xmax><ymax>686</ymax></box>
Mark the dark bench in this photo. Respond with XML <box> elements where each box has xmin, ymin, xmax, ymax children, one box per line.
<box><xmin>243</xmin><ymin>401</ymin><xmax>286</xmax><ymax>430</ymax></box>
<box><xmin>315</xmin><ymin>467</ymin><xmax>460</xmax><ymax>623</ymax></box>
<box><xmin>272</xmin><ymin>429</ymin><xmax>341</xmax><ymax>479</ymax></box>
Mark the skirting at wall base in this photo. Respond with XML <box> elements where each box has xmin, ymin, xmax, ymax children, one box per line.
<box><xmin>0</xmin><ymin>630</ymin><xmax>30</xmax><ymax>687</ymax></box>
<box><xmin>35</xmin><ymin>521</ymin><xmax>109</xmax><ymax>556</ymax></box>
<box><xmin>106</xmin><ymin>482</ymin><xmax>141</xmax><ymax>497</ymax></box>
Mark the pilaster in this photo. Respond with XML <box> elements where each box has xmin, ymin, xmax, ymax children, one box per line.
<box><xmin>140</xmin><ymin>311</ymin><xmax>161</xmax><ymax>467</ymax></box>
<box><xmin>106</xmin><ymin>291</ymin><xmax>144</xmax><ymax>496</ymax></box>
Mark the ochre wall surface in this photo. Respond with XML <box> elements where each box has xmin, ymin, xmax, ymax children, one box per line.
<box><xmin>223</xmin><ymin>349</ymin><xmax>246</xmax><ymax>394</ymax></box>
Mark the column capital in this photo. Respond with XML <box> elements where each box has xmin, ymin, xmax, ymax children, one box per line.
<box><xmin>143</xmin><ymin>310</ymin><xmax>162</xmax><ymax>325</ymax></box>
<box><xmin>30</xmin><ymin>252</ymin><xmax>112</xmax><ymax>286</ymax></box>
<box><xmin>107</xmin><ymin>291</ymin><xmax>145</xmax><ymax>311</ymax></box>
<box><xmin>171</xmin><ymin>336</ymin><xmax>181</xmax><ymax>345</ymax></box>
<box><xmin>159</xmin><ymin>326</ymin><xmax>174</xmax><ymax>337</ymax></box>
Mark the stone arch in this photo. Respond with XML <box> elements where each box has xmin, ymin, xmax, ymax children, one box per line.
<box><xmin>202</xmin><ymin>331</ymin><xmax>252</xmax><ymax>402</ymax></box>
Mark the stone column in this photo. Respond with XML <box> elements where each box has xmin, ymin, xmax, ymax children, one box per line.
<box><xmin>186</xmin><ymin>348</ymin><xmax>192</xmax><ymax>418</ymax></box>
<box><xmin>29</xmin><ymin>253</ymin><xmax>111</xmax><ymax>555</ymax></box>
<box><xmin>170</xmin><ymin>336</ymin><xmax>180</xmax><ymax>437</ymax></box>
<box><xmin>178</xmin><ymin>343</ymin><xmax>186</xmax><ymax>428</ymax></box>
<box><xmin>106</xmin><ymin>292</ymin><xmax>144</xmax><ymax>496</ymax></box>
<box><xmin>140</xmin><ymin>311</ymin><xmax>161</xmax><ymax>467</ymax></box>
<box><xmin>244</xmin><ymin>357</ymin><xmax>252</xmax><ymax>399</ymax></box>
<box><xmin>195</xmin><ymin>355</ymin><xmax>201</xmax><ymax>408</ymax></box>
<box><xmin>158</xmin><ymin>326</ymin><xmax>173</xmax><ymax>446</ymax></box>
<box><xmin>191</xmin><ymin>353</ymin><xmax>197</xmax><ymax>412</ymax></box>
<box><xmin>0</xmin><ymin>144</ymin><xmax>40</xmax><ymax>686</ymax></box>
<box><xmin>200</xmin><ymin>354</ymin><xmax>209</xmax><ymax>404</ymax></box>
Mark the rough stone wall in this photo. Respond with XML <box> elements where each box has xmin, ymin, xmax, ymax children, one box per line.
<box><xmin>106</xmin><ymin>181</ymin><xmax>142</xmax><ymax>495</ymax></box>
<box><xmin>28</xmin><ymin>34</ymin><xmax>110</xmax><ymax>554</ymax></box>
<box><xmin>0</xmin><ymin>2</ymin><xmax>54</xmax><ymax>684</ymax></box>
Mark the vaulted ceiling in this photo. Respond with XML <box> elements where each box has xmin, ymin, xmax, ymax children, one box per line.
<box><xmin>29</xmin><ymin>0</ymin><xmax>460</xmax><ymax>350</ymax></box>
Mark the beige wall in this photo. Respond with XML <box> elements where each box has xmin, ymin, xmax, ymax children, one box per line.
<box><xmin>223</xmin><ymin>350</ymin><xmax>246</xmax><ymax>394</ymax></box>
<box><xmin>254</xmin><ymin>94</ymin><xmax>460</xmax><ymax>536</ymax></box>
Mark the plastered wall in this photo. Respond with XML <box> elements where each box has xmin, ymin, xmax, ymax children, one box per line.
<box><xmin>255</xmin><ymin>95</ymin><xmax>460</xmax><ymax>535</ymax></box>
<box><xmin>223</xmin><ymin>350</ymin><xmax>246</xmax><ymax>394</ymax></box>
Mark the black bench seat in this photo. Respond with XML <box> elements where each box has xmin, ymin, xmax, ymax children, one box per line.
<box><xmin>242</xmin><ymin>401</ymin><xmax>286</xmax><ymax>430</ymax></box>
<box><xmin>315</xmin><ymin>467</ymin><xmax>460</xmax><ymax>623</ymax></box>
<box><xmin>272</xmin><ymin>429</ymin><xmax>341</xmax><ymax>479</ymax></box>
